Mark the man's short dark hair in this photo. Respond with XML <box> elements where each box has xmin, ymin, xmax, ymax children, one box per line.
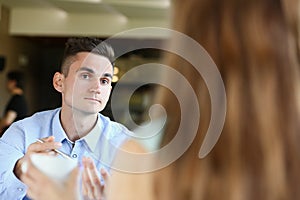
<box><xmin>61</xmin><ymin>37</ymin><xmax>115</xmax><ymax>76</ymax></box>
<box><xmin>7</xmin><ymin>70</ymin><xmax>25</xmax><ymax>90</ymax></box>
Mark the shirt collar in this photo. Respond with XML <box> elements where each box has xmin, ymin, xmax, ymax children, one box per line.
<box><xmin>52</xmin><ymin>108</ymin><xmax>68</xmax><ymax>143</ymax></box>
<box><xmin>82</xmin><ymin>115</ymin><xmax>102</xmax><ymax>152</ymax></box>
<box><xmin>52</xmin><ymin>109</ymin><xmax>102</xmax><ymax>151</ymax></box>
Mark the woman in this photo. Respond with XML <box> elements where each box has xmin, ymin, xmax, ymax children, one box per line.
<box><xmin>0</xmin><ymin>70</ymin><xmax>28</xmax><ymax>136</ymax></box>
<box><xmin>155</xmin><ymin>0</ymin><xmax>300</xmax><ymax>199</ymax></box>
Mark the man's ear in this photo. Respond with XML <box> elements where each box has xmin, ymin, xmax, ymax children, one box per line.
<box><xmin>53</xmin><ymin>72</ymin><xmax>64</xmax><ymax>93</ymax></box>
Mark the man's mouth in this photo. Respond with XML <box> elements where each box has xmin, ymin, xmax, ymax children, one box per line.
<box><xmin>84</xmin><ymin>98</ymin><xmax>101</xmax><ymax>103</ymax></box>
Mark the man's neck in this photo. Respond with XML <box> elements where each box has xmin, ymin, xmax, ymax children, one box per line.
<box><xmin>60</xmin><ymin>108</ymin><xmax>98</xmax><ymax>142</ymax></box>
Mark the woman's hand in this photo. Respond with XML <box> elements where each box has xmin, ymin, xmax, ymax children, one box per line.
<box><xmin>82</xmin><ymin>157</ymin><xmax>110</xmax><ymax>200</ymax></box>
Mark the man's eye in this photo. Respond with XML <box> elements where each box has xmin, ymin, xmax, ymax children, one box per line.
<box><xmin>101</xmin><ymin>78</ymin><xmax>110</xmax><ymax>85</ymax></box>
<box><xmin>81</xmin><ymin>74</ymin><xmax>90</xmax><ymax>79</ymax></box>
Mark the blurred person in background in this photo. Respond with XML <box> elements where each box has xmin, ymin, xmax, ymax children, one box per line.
<box><xmin>21</xmin><ymin>0</ymin><xmax>300</xmax><ymax>199</ymax></box>
<box><xmin>0</xmin><ymin>70</ymin><xmax>28</xmax><ymax>136</ymax></box>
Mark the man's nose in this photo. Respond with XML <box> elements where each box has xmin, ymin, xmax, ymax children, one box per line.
<box><xmin>89</xmin><ymin>80</ymin><xmax>101</xmax><ymax>93</ymax></box>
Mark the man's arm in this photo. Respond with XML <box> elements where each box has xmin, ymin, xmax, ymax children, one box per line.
<box><xmin>0</xmin><ymin>124</ymin><xmax>62</xmax><ymax>199</ymax></box>
<box><xmin>0</xmin><ymin>125</ymin><xmax>28</xmax><ymax>199</ymax></box>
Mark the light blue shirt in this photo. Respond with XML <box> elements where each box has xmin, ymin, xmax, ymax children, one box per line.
<box><xmin>0</xmin><ymin>108</ymin><xmax>130</xmax><ymax>200</ymax></box>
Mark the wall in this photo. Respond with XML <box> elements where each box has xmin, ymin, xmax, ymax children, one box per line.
<box><xmin>9</xmin><ymin>7</ymin><xmax>170</xmax><ymax>38</ymax></box>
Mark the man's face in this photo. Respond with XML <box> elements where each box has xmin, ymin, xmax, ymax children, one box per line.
<box><xmin>61</xmin><ymin>52</ymin><xmax>113</xmax><ymax>115</ymax></box>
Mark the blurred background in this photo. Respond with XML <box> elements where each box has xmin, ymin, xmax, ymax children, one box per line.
<box><xmin>0</xmin><ymin>0</ymin><xmax>171</xmax><ymax>130</ymax></box>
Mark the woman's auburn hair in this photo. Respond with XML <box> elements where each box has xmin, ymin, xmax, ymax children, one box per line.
<box><xmin>155</xmin><ymin>0</ymin><xmax>300</xmax><ymax>199</ymax></box>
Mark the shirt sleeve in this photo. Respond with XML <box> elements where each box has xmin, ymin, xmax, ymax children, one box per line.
<box><xmin>0</xmin><ymin>124</ymin><xmax>27</xmax><ymax>199</ymax></box>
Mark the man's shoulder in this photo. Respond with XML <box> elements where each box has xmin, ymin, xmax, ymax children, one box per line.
<box><xmin>1</xmin><ymin>108</ymin><xmax>61</xmax><ymax>141</ymax></box>
<box><xmin>16</xmin><ymin>108</ymin><xmax>60</xmax><ymax>125</ymax></box>
<box><xmin>98</xmin><ymin>113</ymin><xmax>131</xmax><ymax>134</ymax></box>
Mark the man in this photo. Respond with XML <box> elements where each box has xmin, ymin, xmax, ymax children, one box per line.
<box><xmin>0</xmin><ymin>37</ymin><xmax>130</xmax><ymax>199</ymax></box>
<box><xmin>0</xmin><ymin>70</ymin><xmax>28</xmax><ymax>136</ymax></box>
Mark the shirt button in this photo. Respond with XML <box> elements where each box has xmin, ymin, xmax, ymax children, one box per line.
<box><xmin>72</xmin><ymin>154</ymin><xmax>77</xmax><ymax>158</ymax></box>
<box><xmin>17</xmin><ymin>188</ymin><xmax>23</xmax><ymax>192</ymax></box>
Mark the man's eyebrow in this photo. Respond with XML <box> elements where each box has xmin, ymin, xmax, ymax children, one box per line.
<box><xmin>76</xmin><ymin>67</ymin><xmax>95</xmax><ymax>74</ymax></box>
<box><xmin>103</xmin><ymin>73</ymin><xmax>113</xmax><ymax>79</ymax></box>
<box><xmin>77</xmin><ymin>67</ymin><xmax>112</xmax><ymax>78</ymax></box>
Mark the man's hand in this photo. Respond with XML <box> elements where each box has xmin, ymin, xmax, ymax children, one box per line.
<box><xmin>14</xmin><ymin>136</ymin><xmax>62</xmax><ymax>180</ymax></box>
<box><xmin>21</xmin><ymin>158</ymin><xmax>79</xmax><ymax>200</ymax></box>
<box><xmin>82</xmin><ymin>157</ymin><xmax>110</xmax><ymax>200</ymax></box>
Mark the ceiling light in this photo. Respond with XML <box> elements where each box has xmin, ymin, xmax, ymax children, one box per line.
<box><xmin>114</xmin><ymin>67</ymin><xmax>119</xmax><ymax>74</ymax></box>
<box><xmin>112</xmin><ymin>75</ymin><xmax>119</xmax><ymax>82</ymax></box>
<box><xmin>57</xmin><ymin>0</ymin><xmax>102</xmax><ymax>3</ymax></box>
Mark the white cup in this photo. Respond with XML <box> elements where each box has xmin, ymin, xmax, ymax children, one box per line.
<box><xmin>29</xmin><ymin>154</ymin><xmax>77</xmax><ymax>183</ymax></box>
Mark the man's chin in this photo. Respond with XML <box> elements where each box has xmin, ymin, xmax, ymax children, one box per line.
<box><xmin>72</xmin><ymin>107</ymin><xmax>103</xmax><ymax>115</ymax></box>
